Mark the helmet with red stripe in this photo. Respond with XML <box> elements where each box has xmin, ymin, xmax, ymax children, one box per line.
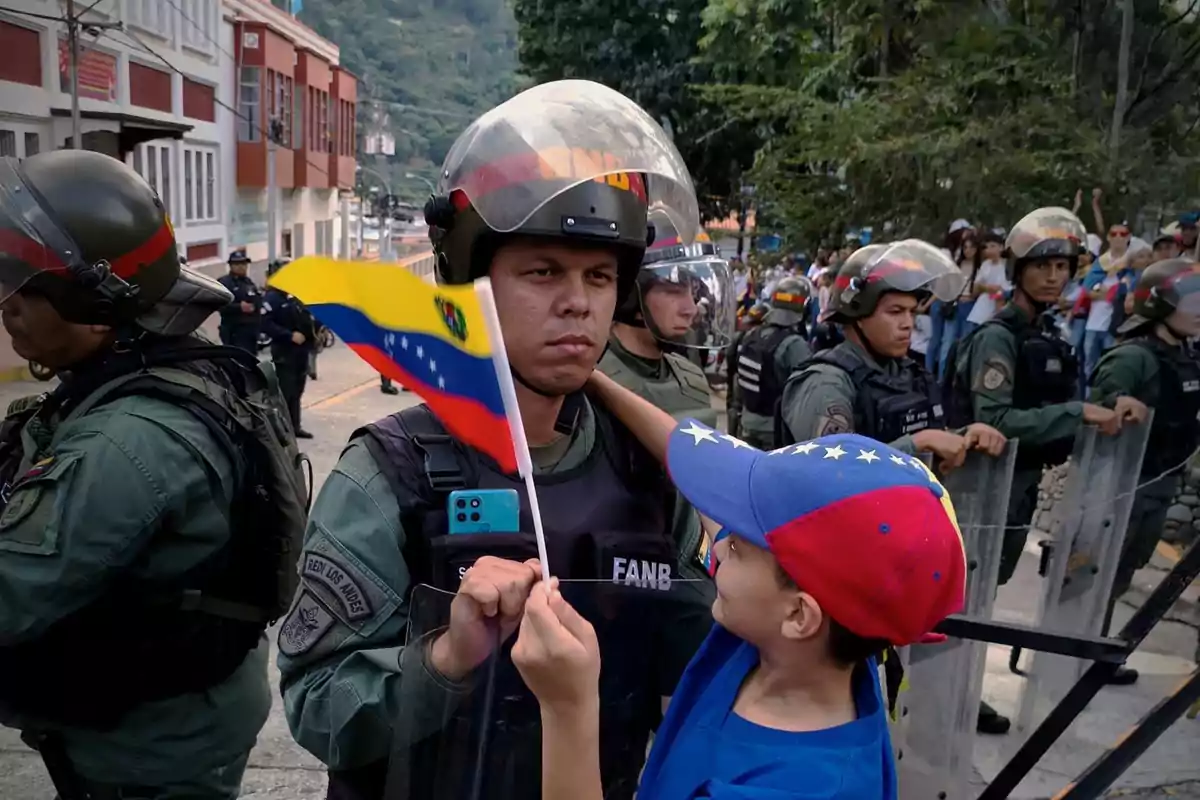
<box><xmin>424</xmin><ymin>80</ymin><xmax>699</xmax><ymax>308</ymax></box>
<box><xmin>0</xmin><ymin>150</ymin><xmax>179</xmax><ymax>325</ymax></box>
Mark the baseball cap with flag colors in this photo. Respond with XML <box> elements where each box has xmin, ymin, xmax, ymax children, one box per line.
<box><xmin>666</xmin><ymin>420</ymin><xmax>966</xmax><ymax>646</ymax></box>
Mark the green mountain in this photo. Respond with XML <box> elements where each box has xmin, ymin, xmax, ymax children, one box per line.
<box><xmin>297</xmin><ymin>0</ymin><xmax>523</xmax><ymax>200</ymax></box>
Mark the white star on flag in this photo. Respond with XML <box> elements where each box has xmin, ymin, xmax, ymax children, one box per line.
<box><xmin>721</xmin><ymin>434</ymin><xmax>753</xmax><ymax>449</ymax></box>
<box><xmin>681</xmin><ymin>422</ymin><xmax>718</xmax><ymax>445</ymax></box>
<box><xmin>793</xmin><ymin>442</ymin><xmax>819</xmax><ymax>455</ymax></box>
<box><xmin>401</xmin><ymin>336</ymin><xmax>409</xmax><ymax>350</ymax></box>
<box><xmin>889</xmin><ymin>454</ymin><xmax>908</xmax><ymax>466</ymax></box>
<box><xmin>823</xmin><ymin>445</ymin><xmax>846</xmax><ymax>460</ymax></box>
<box><xmin>416</xmin><ymin>345</ymin><xmax>424</xmax><ymax>359</ymax></box>
<box><xmin>438</xmin><ymin>376</ymin><xmax>446</xmax><ymax>389</ymax></box>
<box><xmin>429</xmin><ymin>359</ymin><xmax>437</xmax><ymax>372</ymax></box>
<box><xmin>857</xmin><ymin>449</ymin><xmax>879</xmax><ymax>464</ymax></box>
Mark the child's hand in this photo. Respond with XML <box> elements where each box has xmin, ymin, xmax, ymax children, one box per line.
<box><xmin>512</xmin><ymin>579</ymin><xmax>601</xmax><ymax>712</ymax></box>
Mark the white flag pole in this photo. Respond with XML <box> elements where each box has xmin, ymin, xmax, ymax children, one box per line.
<box><xmin>474</xmin><ymin>278</ymin><xmax>552</xmax><ymax>585</ymax></box>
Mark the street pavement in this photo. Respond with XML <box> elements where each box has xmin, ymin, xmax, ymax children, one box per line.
<box><xmin>0</xmin><ymin>333</ymin><xmax>1196</xmax><ymax>798</ymax></box>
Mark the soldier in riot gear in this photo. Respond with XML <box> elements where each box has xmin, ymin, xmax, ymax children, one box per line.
<box><xmin>946</xmin><ymin>208</ymin><xmax>1141</xmax><ymax>590</ymax></box>
<box><xmin>728</xmin><ymin>276</ymin><xmax>813</xmax><ymax>448</ymax></box>
<box><xmin>597</xmin><ymin>210</ymin><xmax>733</xmax><ymax>427</ymax></box>
<box><xmin>778</xmin><ymin>241</ymin><xmax>1004</xmax><ymax>466</ymax></box>
<box><xmin>277</xmin><ymin>81</ymin><xmax>716</xmax><ymax>800</ymax></box>
<box><xmin>1088</xmin><ymin>257</ymin><xmax>1200</xmax><ymax>682</ymax></box>
<box><xmin>0</xmin><ymin>151</ymin><xmax>307</xmax><ymax>798</ymax></box>
<box><xmin>216</xmin><ymin>248</ymin><xmax>263</xmax><ymax>353</ymax></box>
<box><xmin>263</xmin><ymin>258</ymin><xmax>316</xmax><ymax>439</ymax></box>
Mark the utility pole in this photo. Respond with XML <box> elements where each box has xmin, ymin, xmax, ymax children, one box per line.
<box><xmin>64</xmin><ymin>0</ymin><xmax>121</xmax><ymax>150</ymax></box>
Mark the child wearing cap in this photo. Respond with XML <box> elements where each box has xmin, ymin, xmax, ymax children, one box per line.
<box><xmin>513</xmin><ymin>416</ymin><xmax>967</xmax><ymax>800</ymax></box>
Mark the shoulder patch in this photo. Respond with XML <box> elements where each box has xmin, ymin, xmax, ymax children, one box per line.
<box><xmin>975</xmin><ymin>358</ymin><xmax>1014</xmax><ymax>393</ymax></box>
<box><xmin>302</xmin><ymin>552</ymin><xmax>374</xmax><ymax>621</ymax></box>
<box><xmin>0</xmin><ymin>485</ymin><xmax>42</xmax><ymax>531</ymax></box>
<box><xmin>817</xmin><ymin>407</ymin><xmax>854</xmax><ymax>437</ymax></box>
<box><xmin>278</xmin><ymin>591</ymin><xmax>336</xmax><ymax>656</ymax></box>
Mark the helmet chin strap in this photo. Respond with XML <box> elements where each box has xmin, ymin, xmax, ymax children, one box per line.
<box><xmin>509</xmin><ymin>367</ymin><xmax>586</xmax><ymax>436</ymax></box>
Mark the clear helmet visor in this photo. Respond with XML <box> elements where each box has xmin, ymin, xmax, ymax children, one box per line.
<box><xmin>0</xmin><ymin>156</ymin><xmax>85</xmax><ymax>304</ymax></box>
<box><xmin>859</xmin><ymin>239</ymin><xmax>966</xmax><ymax>302</ymax></box>
<box><xmin>1006</xmin><ymin>207</ymin><xmax>1088</xmax><ymax>261</ymax></box>
<box><xmin>635</xmin><ymin>257</ymin><xmax>735</xmax><ymax>350</ymax></box>
<box><xmin>439</xmin><ymin>80</ymin><xmax>699</xmax><ymax>245</ymax></box>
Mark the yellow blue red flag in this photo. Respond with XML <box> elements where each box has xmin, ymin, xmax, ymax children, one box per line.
<box><xmin>269</xmin><ymin>256</ymin><xmax>518</xmax><ymax>473</ymax></box>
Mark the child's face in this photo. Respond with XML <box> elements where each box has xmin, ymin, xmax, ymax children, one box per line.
<box><xmin>711</xmin><ymin>535</ymin><xmax>816</xmax><ymax>646</ymax></box>
<box><xmin>983</xmin><ymin>241</ymin><xmax>1003</xmax><ymax>261</ymax></box>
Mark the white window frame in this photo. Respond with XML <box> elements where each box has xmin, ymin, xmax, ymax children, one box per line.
<box><xmin>179</xmin><ymin>0</ymin><xmax>214</xmax><ymax>55</ymax></box>
<box><xmin>128</xmin><ymin>141</ymin><xmax>175</xmax><ymax>224</ymax></box>
<box><xmin>0</xmin><ymin>122</ymin><xmax>46</xmax><ymax>159</ymax></box>
<box><xmin>181</xmin><ymin>143</ymin><xmax>218</xmax><ymax>223</ymax></box>
<box><xmin>125</xmin><ymin>0</ymin><xmax>171</xmax><ymax>41</ymax></box>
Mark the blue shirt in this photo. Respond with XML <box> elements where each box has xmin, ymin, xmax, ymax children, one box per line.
<box><xmin>638</xmin><ymin>626</ymin><xmax>897</xmax><ymax>800</ymax></box>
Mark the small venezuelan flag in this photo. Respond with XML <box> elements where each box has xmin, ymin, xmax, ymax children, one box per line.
<box><xmin>269</xmin><ymin>257</ymin><xmax>518</xmax><ymax>474</ymax></box>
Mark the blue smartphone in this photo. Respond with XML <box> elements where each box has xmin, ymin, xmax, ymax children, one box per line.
<box><xmin>447</xmin><ymin>489</ymin><xmax>521</xmax><ymax>534</ymax></box>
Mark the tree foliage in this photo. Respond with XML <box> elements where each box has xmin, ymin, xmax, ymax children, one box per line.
<box><xmin>699</xmin><ymin>0</ymin><xmax>1200</xmax><ymax>245</ymax></box>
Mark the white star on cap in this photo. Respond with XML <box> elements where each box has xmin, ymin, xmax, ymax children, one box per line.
<box><xmin>889</xmin><ymin>454</ymin><xmax>908</xmax><ymax>466</ymax></box>
<box><xmin>908</xmin><ymin>457</ymin><xmax>926</xmax><ymax>470</ymax></box>
<box><xmin>823</xmin><ymin>445</ymin><xmax>846</xmax><ymax>460</ymax></box>
<box><xmin>721</xmin><ymin>434</ymin><xmax>753</xmax><ymax>449</ymax></box>
<box><xmin>792</xmin><ymin>442</ymin><xmax>819</xmax><ymax>455</ymax></box>
<box><xmin>857</xmin><ymin>449</ymin><xmax>879</xmax><ymax>464</ymax></box>
<box><xmin>681</xmin><ymin>422</ymin><xmax>718</xmax><ymax>445</ymax></box>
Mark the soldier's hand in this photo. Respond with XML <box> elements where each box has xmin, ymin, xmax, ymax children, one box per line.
<box><xmin>912</xmin><ymin>429</ymin><xmax>969</xmax><ymax>473</ymax></box>
<box><xmin>291</xmin><ymin>331</ymin><xmax>306</xmax><ymax>345</ymax></box>
<box><xmin>240</xmin><ymin>301</ymin><xmax>254</xmax><ymax>313</ymax></box>
<box><xmin>962</xmin><ymin>423</ymin><xmax>1006</xmax><ymax>456</ymax></box>
<box><xmin>512</xmin><ymin>579</ymin><xmax>600</xmax><ymax>712</ymax></box>
<box><xmin>429</xmin><ymin>557</ymin><xmax>542</xmax><ymax>681</ymax></box>
<box><xmin>1083</xmin><ymin>403</ymin><xmax>1121</xmax><ymax>435</ymax></box>
<box><xmin>1113</xmin><ymin>396</ymin><xmax>1148</xmax><ymax>425</ymax></box>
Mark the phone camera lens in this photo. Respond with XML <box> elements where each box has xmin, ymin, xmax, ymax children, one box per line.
<box><xmin>456</xmin><ymin>512</ymin><xmax>466</xmax><ymax>522</ymax></box>
<box><xmin>470</xmin><ymin>512</ymin><xmax>481</xmax><ymax>522</ymax></box>
<box><xmin>470</xmin><ymin>498</ymin><xmax>481</xmax><ymax>508</ymax></box>
<box><xmin>456</xmin><ymin>499</ymin><xmax>466</xmax><ymax>509</ymax></box>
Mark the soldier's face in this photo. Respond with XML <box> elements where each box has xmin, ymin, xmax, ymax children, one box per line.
<box><xmin>858</xmin><ymin>293</ymin><xmax>918</xmax><ymax>358</ymax></box>
<box><xmin>0</xmin><ymin>289</ymin><xmax>110</xmax><ymax>368</ymax></box>
<box><xmin>642</xmin><ymin>281</ymin><xmax>698</xmax><ymax>339</ymax></box>
<box><xmin>489</xmin><ymin>239</ymin><xmax>619</xmax><ymax>394</ymax></box>
<box><xmin>1020</xmin><ymin>258</ymin><xmax>1070</xmax><ymax>303</ymax></box>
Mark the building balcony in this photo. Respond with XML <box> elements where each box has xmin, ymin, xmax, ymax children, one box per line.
<box><xmin>236</xmin><ymin>140</ymin><xmax>294</xmax><ymax>189</ymax></box>
<box><xmin>330</xmin><ymin>154</ymin><xmax>357</xmax><ymax>190</ymax></box>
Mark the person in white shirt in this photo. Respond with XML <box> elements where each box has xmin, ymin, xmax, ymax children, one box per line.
<box><xmin>966</xmin><ymin>232</ymin><xmax>1011</xmax><ymax>331</ymax></box>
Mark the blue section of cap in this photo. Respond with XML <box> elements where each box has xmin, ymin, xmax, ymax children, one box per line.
<box><xmin>666</xmin><ymin>421</ymin><xmax>943</xmax><ymax>543</ymax></box>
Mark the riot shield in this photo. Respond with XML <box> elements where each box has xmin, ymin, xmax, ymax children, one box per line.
<box><xmin>1014</xmin><ymin>419</ymin><xmax>1153</xmax><ymax>736</ymax></box>
<box><xmin>894</xmin><ymin>445</ymin><xmax>1019</xmax><ymax>800</ymax></box>
<box><xmin>383</xmin><ymin>577</ymin><xmax>715</xmax><ymax>800</ymax></box>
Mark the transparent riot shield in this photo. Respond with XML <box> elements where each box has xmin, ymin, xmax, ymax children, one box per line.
<box><xmin>894</xmin><ymin>445</ymin><xmax>1018</xmax><ymax>800</ymax></box>
<box><xmin>383</xmin><ymin>577</ymin><xmax>715</xmax><ymax>800</ymax></box>
<box><xmin>1014</xmin><ymin>418</ymin><xmax>1153</xmax><ymax>735</ymax></box>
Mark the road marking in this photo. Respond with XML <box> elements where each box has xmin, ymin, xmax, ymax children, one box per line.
<box><xmin>304</xmin><ymin>378</ymin><xmax>380</xmax><ymax>410</ymax></box>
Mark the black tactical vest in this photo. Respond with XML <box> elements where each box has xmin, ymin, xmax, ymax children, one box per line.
<box><xmin>0</xmin><ymin>341</ymin><xmax>294</xmax><ymax>731</ymax></box>
<box><xmin>326</xmin><ymin>402</ymin><xmax>685</xmax><ymax>800</ymax></box>
<box><xmin>1122</xmin><ymin>337</ymin><xmax>1200</xmax><ymax>477</ymax></box>
<box><xmin>778</xmin><ymin>344</ymin><xmax>944</xmax><ymax>446</ymax></box>
<box><xmin>735</xmin><ymin>324</ymin><xmax>800</xmax><ymax>416</ymax></box>
<box><xmin>946</xmin><ymin>314</ymin><xmax>1078</xmax><ymax>469</ymax></box>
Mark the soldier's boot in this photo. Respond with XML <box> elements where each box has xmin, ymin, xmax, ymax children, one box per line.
<box><xmin>977</xmin><ymin>701</ymin><xmax>1011</xmax><ymax>735</ymax></box>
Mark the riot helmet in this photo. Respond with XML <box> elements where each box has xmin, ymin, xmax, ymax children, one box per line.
<box><xmin>823</xmin><ymin>240</ymin><xmax>963</xmax><ymax>322</ymax></box>
<box><xmin>765</xmin><ymin>275</ymin><xmax>813</xmax><ymax>327</ymax></box>
<box><xmin>1118</xmin><ymin>258</ymin><xmax>1200</xmax><ymax>337</ymax></box>
<box><xmin>0</xmin><ymin>151</ymin><xmax>180</xmax><ymax>325</ymax></box>
<box><xmin>1005</xmin><ymin>207</ymin><xmax>1086</xmax><ymax>283</ymax></box>
<box><xmin>425</xmin><ymin>80</ymin><xmax>698</xmax><ymax>308</ymax></box>
<box><xmin>614</xmin><ymin>208</ymin><xmax>734</xmax><ymax>349</ymax></box>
